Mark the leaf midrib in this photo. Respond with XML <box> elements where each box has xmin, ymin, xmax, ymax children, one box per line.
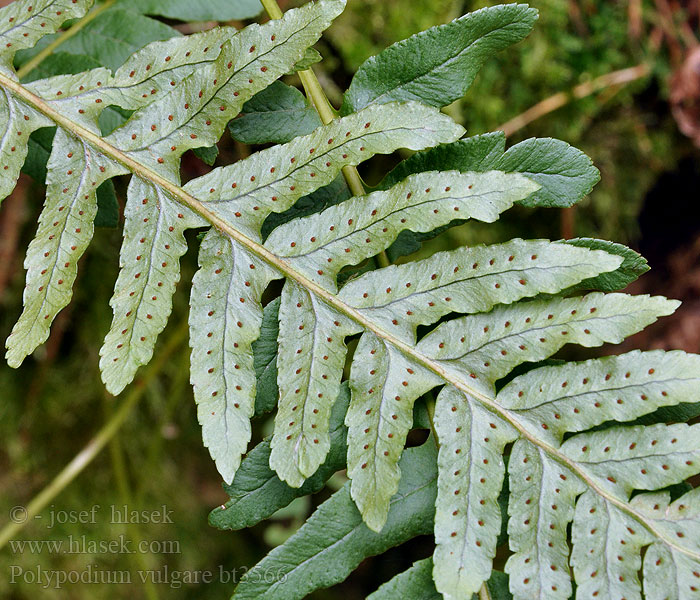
<box><xmin>3</xmin><ymin>70</ymin><xmax>696</xmax><ymax>563</ymax></box>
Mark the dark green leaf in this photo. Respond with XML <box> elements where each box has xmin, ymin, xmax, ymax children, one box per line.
<box><xmin>20</xmin><ymin>52</ymin><xmax>102</xmax><ymax>83</ymax></box>
<box><xmin>368</xmin><ymin>560</ymin><xmax>512</xmax><ymax>600</ymax></box>
<box><xmin>381</xmin><ymin>133</ymin><xmax>600</xmax><ymax>208</ymax></box>
<box><xmin>94</xmin><ymin>181</ymin><xmax>119</xmax><ymax>228</ymax></box>
<box><xmin>342</xmin><ymin>4</ymin><xmax>538</xmax><ymax>113</ymax></box>
<box><xmin>253</xmin><ymin>298</ymin><xmax>281</xmax><ymax>416</ymax></box>
<box><xmin>562</xmin><ymin>238</ymin><xmax>649</xmax><ymax>292</ymax></box>
<box><xmin>491</xmin><ymin>136</ymin><xmax>600</xmax><ymax>208</ymax></box>
<box><xmin>232</xmin><ymin>440</ymin><xmax>438</xmax><ymax>599</ymax></box>
<box><xmin>210</xmin><ymin>384</ymin><xmax>350</xmax><ymax>531</ymax></box>
<box><xmin>380</xmin><ymin>133</ymin><xmax>600</xmax><ymax>261</ymax></box>
<box><xmin>17</xmin><ymin>8</ymin><xmax>178</xmax><ymax>72</ymax></box>
<box><xmin>288</xmin><ymin>47</ymin><xmax>322</xmax><ymax>73</ymax></box>
<box><xmin>379</xmin><ymin>132</ymin><xmax>505</xmax><ymax>190</ymax></box>
<box><xmin>367</xmin><ymin>558</ymin><xmax>441</xmax><ymax>600</ymax></box>
<box><xmin>121</xmin><ymin>0</ymin><xmax>264</xmax><ymax>21</ymax></box>
<box><xmin>23</xmin><ymin>128</ymin><xmax>54</xmax><ymax>181</ymax></box>
<box><xmin>193</xmin><ymin>145</ymin><xmax>219</xmax><ymax>166</ymax></box>
<box><xmin>229</xmin><ymin>81</ymin><xmax>322</xmax><ymax>145</ymax></box>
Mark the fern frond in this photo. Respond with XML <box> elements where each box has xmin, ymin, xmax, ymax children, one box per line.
<box><xmin>2</xmin><ymin>3</ymin><xmax>700</xmax><ymax>598</ymax></box>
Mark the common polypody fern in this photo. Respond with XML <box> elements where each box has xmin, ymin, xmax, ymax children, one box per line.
<box><xmin>3</xmin><ymin>1</ymin><xmax>700</xmax><ymax>599</ymax></box>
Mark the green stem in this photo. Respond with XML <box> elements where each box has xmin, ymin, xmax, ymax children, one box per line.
<box><xmin>16</xmin><ymin>0</ymin><xmax>117</xmax><ymax>80</ymax></box>
<box><xmin>261</xmin><ymin>0</ymin><xmax>390</xmax><ymax>268</ymax></box>
<box><xmin>105</xmin><ymin>397</ymin><xmax>160</xmax><ymax>600</ymax></box>
<box><xmin>0</xmin><ymin>322</ymin><xmax>188</xmax><ymax>551</ymax></box>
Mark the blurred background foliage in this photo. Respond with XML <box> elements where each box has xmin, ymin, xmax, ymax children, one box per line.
<box><xmin>1</xmin><ymin>0</ymin><xmax>700</xmax><ymax>598</ymax></box>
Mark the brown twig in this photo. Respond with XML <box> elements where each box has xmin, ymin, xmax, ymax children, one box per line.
<box><xmin>628</xmin><ymin>0</ymin><xmax>643</xmax><ymax>40</ymax></box>
<box><xmin>497</xmin><ymin>64</ymin><xmax>651</xmax><ymax>137</ymax></box>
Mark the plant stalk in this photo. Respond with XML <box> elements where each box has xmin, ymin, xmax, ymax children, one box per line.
<box><xmin>16</xmin><ymin>0</ymin><xmax>117</xmax><ymax>80</ymax></box>
<box><xmin>0</xmin><ymin>322</ymin><xmax>188</xmax><ymax>550</ymax></box>
<box><xmin>498</xmin><ymin>64</ymin><xmax>649</xmax><ymax>137</ymax></box>
<box><xmin>105</xmin><ymin>396</ymin><xmax>160</xmax><ymax>600</ymax></box>
<box><xmin>260</xmin><ymin>0</ymin><xmax>390</xmax><ymax>268</ymax></box>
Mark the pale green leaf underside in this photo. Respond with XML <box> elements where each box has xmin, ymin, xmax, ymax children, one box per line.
<box><xmin>185</xmin><ymin>101</ymin><xmax>465</xmax><ymax>242</ymax></box>
<box><xmin>506</xmin><ymin>439</ymin><xmax>584</xmax><ymax>600</ymax></box>
<box><xmin>434</xmin><ymin>387</ymin><xmax>515</xmax><ymax>598</ymax></box>
<box><xmin>189</xmin><ymin>230</ymin><xmax>277</xmax><ymax>484</ymax></box>
<box><xmin>487</xmin><ymin>350</ymin><xmax>700</xmax><ymax>599</ymax></box>
<box><xmin>266</xmin><ymin>170</ymin><xmax>538</xmax><ymax>291</ymax></box>
<box><xmin>343</xmin><ymin>240</ymin><xmax>622</xmax><ymax>532</ymax></box>
<box><xmin>418</xmin><ymin>292</ymin><xmax>678</xmax><ymax>393</ymax></box>
<box><xmin>499</xmin><ymin>350</ymin><xmax>700</xmax><ymax>445</ymax></box>
<box><xmin>430</xmin><ymin>291</ymin><xmax>680</xmax><ymax>598</ymax></box>
<box><xmin>0</xmin><ymin>0</ymin><xmax>90</xmax><ymax>69</ymax></box>
<box><xmin>268</xmin><ymin>280</ymin><xmax>356</xmax><ymax>487</ymax></box>
<box><xmin>340</xmin><ymin>239</ymin><xmax>622</xmax><ymax>343</ymax></box>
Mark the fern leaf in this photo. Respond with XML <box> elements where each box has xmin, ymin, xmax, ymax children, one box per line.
<box><xmin>189</xmin><ymin>230</ymin><xmax>278</xmax><ymax>483</ymax></box>
<box><xmin>430</xmin><ymin>347</ymin><xmax>700</xmax><ymax>600</ymax></box>
<box><xmin>338</xmin><ymin>240</ymin><xmax>619</xmax><ymax>531</ymax></box>
<box><xmin>0</xmin><ymin>93</ymin><xmax>51</xmax><ymax>202</ymax></box>
<box><xmin>367</xmin><ymin>558</ymin><xmax>441</xmax><ymax>600</ymax></box>
<box><xmin>631</xmin><ymin>489</ymin><xmax>700</xmax><ymax>600</ymax></box>
<box><xmin>346</xmin><ymin>333</ymin><xmax>441</xmax><ymax>531</ymax></box>
<box><xmin>498</xmin><ymin>350</ymin><xmax>700</xmax><ymax>444</ymax></box>
<box><xmin>381</xmin><ymin>132</ymin><xmax>600</xmax><ymax>210</ymax></box>
<box><xmin>3</xmin><ymin>4</ymin><xmax>700</xmax><ymax>597</ymax></box>
<box><xmin>6</xmin><ymin>130</ymin><xmax>123</xmax><ymax>366</ymax></box>
<box><xmin>418</xmin><ymin>292</ymin><xmax>678</xmax><ymax>391</ymax></box>
<box><xmin>0</xmin><ymin>0</ymin><xmax>90</xmax><ymax>67</ymax></box>
<box><xmin>268</xmin><ymin>280</ymin><xmax>357</xmax><ymax>486</ymax></box>
<box><xmin>339</xmin><ymin>239</ymin><xmax>622</xmax><ymax>343</ymax></box>
<box><xmin>103</xmin><ymin>0</ymin><xmax>347</xmax><ymax>390</ymax></box>
<box><xmin>4</xmin><ymin>0</ymin><xmax>346</xmax><ymax>373</ymax></box>
<box><xmin>564</xmin><ymin>238</ymin><xmax>649</xmax><ymax>293</ymax></box>
<box><xmin>342</xmin><ymin>3</ymin><xmax>538</xmax><ymax>112</ymax></box>
<box><xmin>433</xmin><ymin>386</ymin><xmax>516</xmax><ymax>597</ymax></box>
<box><xmin>493</xmin><ymin>352</ymin><xmax>700</xmax><ymax>599</ymax></box>
<box><xmin>0</xmin><ymin>0</ymin><xmax>93</xmax><ymax>205</ymax></box>
<box><xmin>505</xmin><ymin>439</ymin><xmax>585</xmax><ymax>599</ymax></box>
<box><xmin>252</xmin><ymin>297</ymin><xmax>282</xmax><ymax>415</ymax></box>
<box><xmin>572</xmin><ymin>490</ymin><xmax>651</xmax><ymax>599</ymax></box>
<box><xmin>98</xmin><ymin>179</ymin><xmax>203</xmax><ymax>392</ymax></box>
<box><xmin>265</xmin><ymin>170</ymin><xmax>538</xmax><ymax>290</ymax></box>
